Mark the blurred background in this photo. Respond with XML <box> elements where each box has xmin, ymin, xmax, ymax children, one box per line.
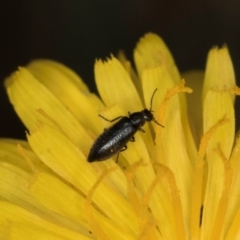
<box><xmin>1</xmin><ymin>0</ymin><xmax>240</xmax><ymax>139</ymax></box>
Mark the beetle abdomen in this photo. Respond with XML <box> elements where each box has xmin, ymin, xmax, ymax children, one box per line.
<box><xmin>88</xmin><ymin>117</ymin><xmax>137</xmax><ymax>162</ymax></box>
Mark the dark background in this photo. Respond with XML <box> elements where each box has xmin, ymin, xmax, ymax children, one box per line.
<box><xmin>1</xmin><ymin>0</ymin><xmax>240</xmax><ymax>139</ymax></box>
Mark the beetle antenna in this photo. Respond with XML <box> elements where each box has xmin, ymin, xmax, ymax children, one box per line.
<box><xmin>150</xmin><ymin>89</ymin><xmax>164</xmax><ymax>128</ymax></box>
<box><xmin>150</xmin><ymin>88</ymin><xmax>158</xmax><ymax>112</ymax></box>
<box><xmin>153</xmin><ymin>117</ymin><xmax>164</xmax><ymax>127</ymax></box>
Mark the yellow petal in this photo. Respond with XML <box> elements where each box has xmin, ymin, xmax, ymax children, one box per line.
<box><xmin>202</xmin><ymin>90</ymin><xmax>234</xmax><ymax>239</ymax></box>
<box><xmin>0</xmin><ymin>154</ymin><xmax>37</xmax><ymax>208</ymax></box>
<box><xmin>27</xmin><ymin>60</ymin><xmax>102</xmax><ymax>134</ymax></box>
<box><xmin>224</xmin><ymin>136</ymin><xmax>240</xmax><ymax>236</ymax></box>
<box><xmin>27</xmin><ymin>123</ymin><xmax>139</xmax><ymax>234</ymax></box>
<box><xmin>141</xmin><ymin>65</ymin><xmax>175</xmax><ymax>112</ymax></box>
<box><xmin>0</xmin><ymin>139</ymin><xmax>44</xmax><ymax>207</ymax></box>
<box><xmin>182</xmin><ymin>70</ymin><xmax>204</xmax><ymax>144</ymax></box>
<box><xmin>154</xmin><ymin>81</ymin><xmax>195</xmax><ymax>235</ymax></box>
<box><xmin>117</xmin><ymin>50</ymin><xmax>141</xmax><ymax>96</ymax></box>
<box><xmin>29</xmin><ymin>59</ymin><xmax>89</xmax><ymax>92</ymax></box>
<box><xmin>134</xmin><ymin>33</ymin><xmax>181</xmax><ymax>84</ymax></box>
<box><xmin>0</xmin><ymin>138</ymin><xmax>41</xmax><ymax>171</ymax></box>
<box><xmin>95</xmin><ymin>56</ymin><xmax>142</xmax><ymax>111</ymax></box>
<box><xmin>141</xmin><ymin>61</ymin><xmax>197</xmax><ymax>168</ymax></box>
<box><xmin>5</xmin><ymin>67</ymin><xmax>92</xmax><ymax>154</ymax></box>
<box><xmin>203</xmin><ymin>46</ymin><xmax>236</xmax><ymax>100</ymax></box>
<box><xmin>29</xmin><ymin>171</ymin><xmax>135</xmax><ymax>239</ymax></box>
<box><xmin>0</xmin><ymin>140</ymin><xmax>91</xmax><ymax>234</ymax></box>
<box><xmin>0</xmin><ymin>201</ymin><xmax>90</xmax><ymax>239</ymax></box>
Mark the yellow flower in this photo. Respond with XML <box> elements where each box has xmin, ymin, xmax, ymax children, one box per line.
<box><xmin>0</xmin><ymin>33</ymin><xmax>239</xmax><ymax>239</ymax></box>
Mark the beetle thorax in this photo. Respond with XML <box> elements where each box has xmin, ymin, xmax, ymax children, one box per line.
<box><xmin>129</xmin><ymin>112</ymin><xmax>145</xmax><ymax>127</ymax></box>
<box><xmin>129</xmin><ymin>109</ymin><xmax>153</xmax><ymax>127</ymax></box>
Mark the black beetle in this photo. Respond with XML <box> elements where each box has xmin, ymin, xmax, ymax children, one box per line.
<box><xmin>87</xmin><ymin>89</ymin><xmax>163</xmax><ymax>162</ymax></box>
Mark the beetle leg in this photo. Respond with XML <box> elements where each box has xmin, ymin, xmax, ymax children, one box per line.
<box><xmin>116</xmin><ymin>153</ymin><xmax>120</xmax><ymax>163</ymax></box>
<box><xmin>99</xmin><ymin>114</ymin><xmax>123</xmax><ymax>122</ymax></box>
<box><xmin>139</xmin><ymin>128</ymin><xmax>145</xmax><ymax>133</ymax></box>
<box><xmin>130</xmin><ymin>136</ymin><xmax>135</xmax><ymax>142</ymax></box>
<box><xmin>128</xmin><ymin>111</ymin><xmax>132</xmax><ymax>117</ymax></box>
<box><xmin>121</xmin><ymin>145</ymin><xmax>127</xmax><ymax>151</ymax></box>
<box><xmin>115</xmin><ymin>145</ymin><xmax>127</xmax><ymax>163</ymax></box>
